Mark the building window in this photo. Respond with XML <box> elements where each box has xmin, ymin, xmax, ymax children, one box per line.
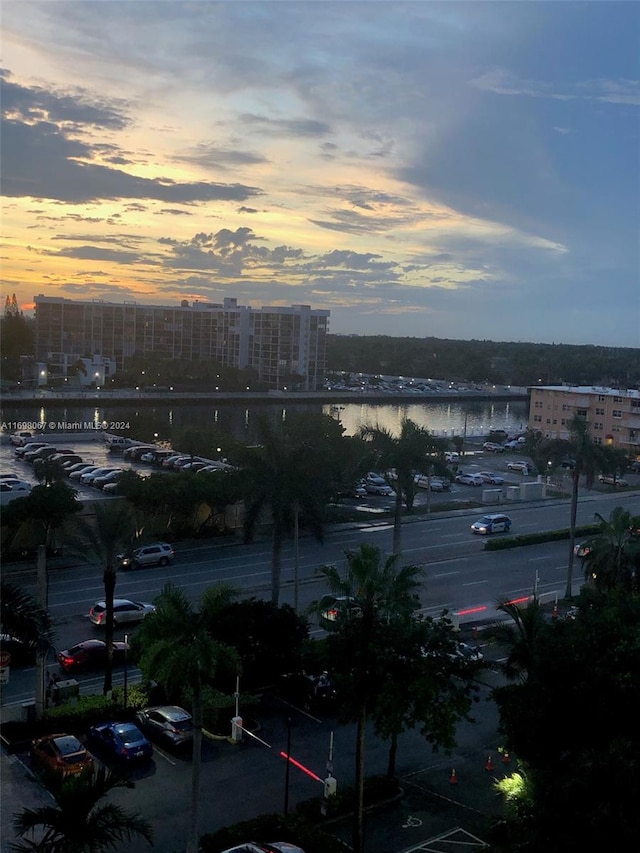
<box><xmin>595</xmin><ymin>407</ymin><xmax>605</xmax><ymax>416</ymax></box>
<box><xmin>612</xmin><ymin>410</ymin><xmax>622</xmax><ymax>418</ymax></box>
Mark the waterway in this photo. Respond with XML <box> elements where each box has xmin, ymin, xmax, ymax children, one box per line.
<box><xmin>0</xmin><ymin>396</ymin><xmax>530</xmax><ymax>446</ymax></box>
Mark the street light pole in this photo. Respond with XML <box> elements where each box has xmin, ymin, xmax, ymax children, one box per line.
<box><xmin>284</xmin><ymin>717</ymin><xmax>292</xmax><ymax>816</ymax></box>
<box><xmin>123</xmin><ymin>634</ymin><xmax>129</xmax><ymax>709</ymax></box>
<box><xmin>293</xmin><ymin>501</ymin><xmax>299</xmax><ymax>614</ymax></box>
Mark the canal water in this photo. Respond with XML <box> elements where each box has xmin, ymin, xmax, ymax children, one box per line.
<box><xmin>1</xmin><ymin>397</ymin><xmax>529</xmax><ymax>445</ymax></box>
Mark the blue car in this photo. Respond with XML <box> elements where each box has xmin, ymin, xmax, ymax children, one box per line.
<box><xmin>88</xmin><ymin>721</ymin><xmax>153</xmax><ymax>764</ymax></box>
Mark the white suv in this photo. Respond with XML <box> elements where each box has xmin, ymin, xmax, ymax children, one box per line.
<box><xmin>118</xmin><ymin>543</ymin><xmax>174</xmax><ymax>569</ymax></box>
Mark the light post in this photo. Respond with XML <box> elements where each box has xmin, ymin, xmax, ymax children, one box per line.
<box><xmin>123</xmin><ymin>633</ymin><xmax>129</xmax><ymax>709</ymax></box>
<box><xmin>284</xmin><ymin>717</ymin><xmax>292</xmax><ymax>816</ymax></box>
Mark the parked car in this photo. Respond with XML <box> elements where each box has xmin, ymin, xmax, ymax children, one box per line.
<box><xmin>318</xmin><ymin>595</ymin><xmax>356</xmax><ymax>628</ymax></box>
<box><xmin>88</xmin><ymin>721</ymin><xmax>153</xmax><ymax>764</ymax></box>
<box><xmin>482</xmin><ymin>442</ymin><xmax>504</xmax><ymax>453</ymax></box>
<box><xmin>64</xmin><ymin>462</ymin><xmax>93</xmax><ymax>475</ymax></box>
<box><xmin>136</xmin><ymin>706</ymin><xmax>194</xmax><ymax>749</ymax></box>
<box><xmin>573</xmin><ymin>541</ymin><xmax>592</xmax><ymax>560</ymax></box>
<box><xmin>89</xmin><ymin>599</ymin><xmax>155</xmax><ymax>627</ymax></box>
<box><xmin>0</xmin><ymin>472</ymin><xmax>19</xmax><ymax>480</ymax></box>
<box><xmin>507</xmin><ymin>460</ymin><xmax>531</xmax><ymax>474</ymax></box>
<box><xmin>30</xmin><ymin>733</ymin><xmax>94</xmax><ymax>778</ymax></box>
<box><xmin>93</xmin><ymin>469</ymin><xmax>125</xmax><ymax>489</ymax></box>
<box><xmin>70</xmin><ymin>465</ymin><xmax>100</xmax><ymax>480</ymax></box>
<box><xmin>350</xmin><ymin>483</ymin><xmax>368</xmax><ymax>498</ymax></box>
<box><xmin>10</xmin><ymin>431</ymin><xmax>33</xmax><ymax>446</ymax></box>
<box><xmin>117</xmin><ymin>543</ymin><xmax>175</xmax><ymax>569</ymax></box>
<box><xmin>0</xmin><ymin>478</ymin><xmax>32</xmax><ymax>492</ymax></box>
<box><xmin>630</xmin><ymin>460</ymin><xmax>640</xmax><ymax>474</ymax></box>
<box><xmin>365</xmin><ymin>472</ymin><xmax>387</xmax><ymax>485</ymax></box>
<box><xmin>57</xmin><ymin>639</ymin><xmax>128</xmax><ymax>673</ymax></box>
<box><xmin>144</xmin><ymin>449</ymin><xmax>175</xmax><ymax>464</ymax></box>
<box><xmin>0</xmin><ymin>633</ymin><xmax>36</xmax><ymax>666</ymax></box>
<box><xmin>364</xmin><ymin>480</ymin><xmax>394</xmax><ymax>496</ymax></box>
<box><xmin>444</xmin><ymin>452</ymin><xmax>459</xmax><ymax>463</ymax></box>
<box><xmin>25</xmin><ymin>446</ymin><xmax>61</xmax><ymax>463</ymax></box>
<box><xmin>598</xmin><ymin>474</ymin><xmax>629</xmax><ymax>487</ymax></box>
<box><xmin>477</xmin><ymin>471</ymin><xmax>505</xmax><ymax>485</ymax></box>
<box><xmin>80</xmin><ymin>467</ymin><xmax>120</xmax><ymax>485</ymax></box>
<box><xmin>470</xmin><ymin>513</ymin><xmax>512</xmax><ymax>535</ymax></box>
<box><xmin>49</xmin><ymin>452</ymin><xmax>82</xmax><ymax>465</ymax></box>
<box><xmin>414</xmin><ymin>474</ymin><xmax>450</xmax><ymax>491</ymax></box>
<box><xmin>15</xmin><ymin>441</ymin><xmax>49</xmax><ymax>457</ymax></box>
<box><xmin>503</xmin><ymin>440</ymin><xmax>521</xmax><ymax>449</ymax></box>
<box><xmin>123</xmin><ymin>445</ymin><xmax>156</xmax><ymax>461</ymax></box>
<box><xmin>220</xmin><ymin>844</ymin><xmax>306</xmax><ymax>853</ymax></box>
<box><xmin>450</xmin><ymin>642</ymin><xmax>484</xmax><ymax>664</ymax></box>
<box><xmin>455</xmin><ymin>472</ymin><xmax>484</xmax><ymax>486</ymax></box>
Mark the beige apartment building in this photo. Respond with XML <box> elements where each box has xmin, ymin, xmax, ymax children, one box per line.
<box><xmin>34</xmin><ymin>295</ymin><xmax>329</xmax><ymax>391</ymax></box>
<box><xmin>529</xmin><ymin>385</ymin><xmax>640</xmax><ymax>456</ymax></box>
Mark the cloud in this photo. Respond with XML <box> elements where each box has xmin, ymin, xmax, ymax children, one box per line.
<box><xmin>471</xmin><ymin>68</ymin><xmax>640</xmax><ymax>106</ymax></box>
<box><xmin>1</xmin><ymin>70</ymin><xmax>130</xmax><ymax>128</ymax></box>
<box><xmin>238</xmin><ymin>113</ymin><xmax>331</xmax><ymax>138</ymax></box>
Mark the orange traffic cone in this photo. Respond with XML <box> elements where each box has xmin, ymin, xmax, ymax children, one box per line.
<box><xmin>449</xmin><ymin>768</ymin><xmax>458</xmax><ymax>785</ymax></box>
<box><xmin>473</xmin><ymin>625</ymin><xmax>479</xmax><ymax>640</ymax></box>
<box><xmin>552</xmin><ymin>603</ymin><xmax>559</xmax><ymax>620</ymax></box>
<box><xmin>502</xmin><ymin>752</ymin><xmax>511</xmax><ymax>765</ymax></box>
<box><xmin>485</xmin><ymin>755</ymin><xmax>494</xmax><ymax>772</ymax></box>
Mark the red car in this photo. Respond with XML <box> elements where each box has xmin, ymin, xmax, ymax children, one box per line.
<box><xmin>57</xmin><ymin>639</ymin><xmax>128</xmax><ymax>673</ymax></box>
<box><xmin>30</xmin><ymin>733</ymin><xmax>94</xmax><ymax>778</ymax></box>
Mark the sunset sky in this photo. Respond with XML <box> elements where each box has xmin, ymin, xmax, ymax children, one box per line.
<box><xmin>2</xmin><ymin>1</ymin><xmax>638</xmax><ymax>346</ymax></box>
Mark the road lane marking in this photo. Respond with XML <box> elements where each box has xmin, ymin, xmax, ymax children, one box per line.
<box><xmin>462</xmin><ymin>580</ymin><xmax>489</xmax><ymax>587</ymax></box>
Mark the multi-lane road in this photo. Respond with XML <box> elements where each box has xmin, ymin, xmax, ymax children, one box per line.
<box><xmin>3</xmin><ymin>486</ymin><xmax>639</xmax><ymax>711</ymax></box>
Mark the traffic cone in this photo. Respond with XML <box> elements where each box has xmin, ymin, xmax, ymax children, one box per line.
<box><xmin>552</xmin><ymin>603</ymin><xmax>559</xmax><ymax>620</ymax></box>
<box><xmin>485</xmin><ymin>755</ymin><xmax>494</xmax><ymax>772</ymax></box>
<box><xmin>502</xmin><ymin>752</ymin><xmax>511</xmax><ymax>765</ymax></box>
<box><xmin>473</xmin><ymin>625</ymin><xmax>479</xmax><ymax>640</ymax></box>
<box><xmin>449</xmin><ymin>768</ymin><xmax>458</xmax><ymax>785</ymax></box>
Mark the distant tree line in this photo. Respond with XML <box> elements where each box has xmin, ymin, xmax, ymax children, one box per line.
<box><xmin>327</xmin><ymin>335</ymin><xmax>640</xmax><ymax>388</ymax></box>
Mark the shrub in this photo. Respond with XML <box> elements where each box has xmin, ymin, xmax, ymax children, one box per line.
<box><xmin>484</xmin><ymin>524</ymin><xmax>600</xmax><ymax>551</ymax></box>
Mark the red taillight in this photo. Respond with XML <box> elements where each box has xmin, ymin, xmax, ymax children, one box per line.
<box><xmin>61</xmin><ymin>656</ymin><xmax>74</xmax><ymax>666</ymax></box>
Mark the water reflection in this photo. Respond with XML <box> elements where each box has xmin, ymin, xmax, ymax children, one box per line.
<box><xmin>1</xmin><ymin>398</ymin><xmax>529</xmax><ymax>443</ymax></box>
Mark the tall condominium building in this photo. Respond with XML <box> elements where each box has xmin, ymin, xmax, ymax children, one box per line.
<box><xmin>34</xmin><ymin>295</ymin><xmax>330</xmax><ymax>390</ymax></box>
<box><xmin>529</xmin><ymin>385</ymin><xmax>640</xmax><ymax>454</ymax></box>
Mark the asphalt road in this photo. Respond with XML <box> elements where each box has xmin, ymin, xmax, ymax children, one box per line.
<box><xmin>3</xmin><ymin>437</ymin><xmax>640</xmax><ymax>851</ymax></box>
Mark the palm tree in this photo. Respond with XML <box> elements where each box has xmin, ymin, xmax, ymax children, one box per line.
<box><xmin>11</xmin><ymin>765</ymin><xmax>152</xmax><ymax>853</ymax></box>
<box><xmin>488</xmin><ymin>598</ymin><xmax>549</xmax><ymax>682</ymax></box>
<box><xmin>72</xmin><ymin>501</ymin><xmax>138</xmax><ymax>694</ymax></box>
<box><xmin>360</xmin><ymin>418</ymin><xmax>448</xmax><ymax>554</ymax></box>
<box><xmin>0</xmin><ymin>581</ymin><xmax>53</xmax><ymax>656</ymax></box>
<box><xmin>583</xmin><ymin>507</ymin><xmax>640</xmax><ymax>593</ymax></box>
<box><xmin>238</xmin><ymin>416</ymin><xmax>331</xmax><ymax>605</ymax></box>
<box><xmin>564</xmin><ymin>414</ymin><xmax>609</xmax><ymax>599</ymax></box>
<box><xmin>315</xmin><ymin>544</ymin><xmax>423</xmax><ymax>853</ymax></box>
<box><xmin>135</xmin><ymin>583</ymin><xmax>239</xmax><ymax>853</ymax></box>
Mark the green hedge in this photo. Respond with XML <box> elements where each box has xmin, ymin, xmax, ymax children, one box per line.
<box><xmin>44</xmin><ymin>684</ymin><xmax>149</xmax><ymax>731</ymax></box>
<box><xmin>484</xmin><ymin>524</ymin><xmax>601</xmax><ymax>551</ymax></box>
<box><xmin>200</xmin><ymin>813</ymin><xmax>349</xmax><ymax>853</ymax></box>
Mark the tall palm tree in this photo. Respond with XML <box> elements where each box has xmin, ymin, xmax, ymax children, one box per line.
<box><xmin>72</xmin><ymin>501</ymin><xmax>138</xmax><ymax>694</ymax></box>
<box><xmin>584</xmin><ymin>507</ymin><xmax>640</xmax><ymax>593</ymax></box>
<box><xmin>360</xmin><ymin>418</ymin><xmax>448</xmax><ymax>554</ymax></box>
<box><xmin>11</xmin><ymin>765</ymin><xmax>152</xmax><ymax>853</ymax></box>
<box><xmin>488</xmin><ymin>598</ymin><xmax>549</xmax><ymax>682</ymax></box>
<box><xmin>135</xmin><ymin>583</ymin><xmax>239</xmax><ymax>853</ymax></box>
<box><xmin>315</xmin><ymin>544</ymin><xmax>423</xmax><ymax>853</ymax></box>
<box><xmin>239</xmin><ymin>416</ymin><xmax>330</xmax><ymax>605</ymax></box>
<box><xmin>0</xmin><ymin>581</ymin><xmax>53</xmax><ymax>656</ymax></box>
<box><xmin>564</xmin><ymin>414</ymin><xmax>609</xmax><ymax>599</ymax></box>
